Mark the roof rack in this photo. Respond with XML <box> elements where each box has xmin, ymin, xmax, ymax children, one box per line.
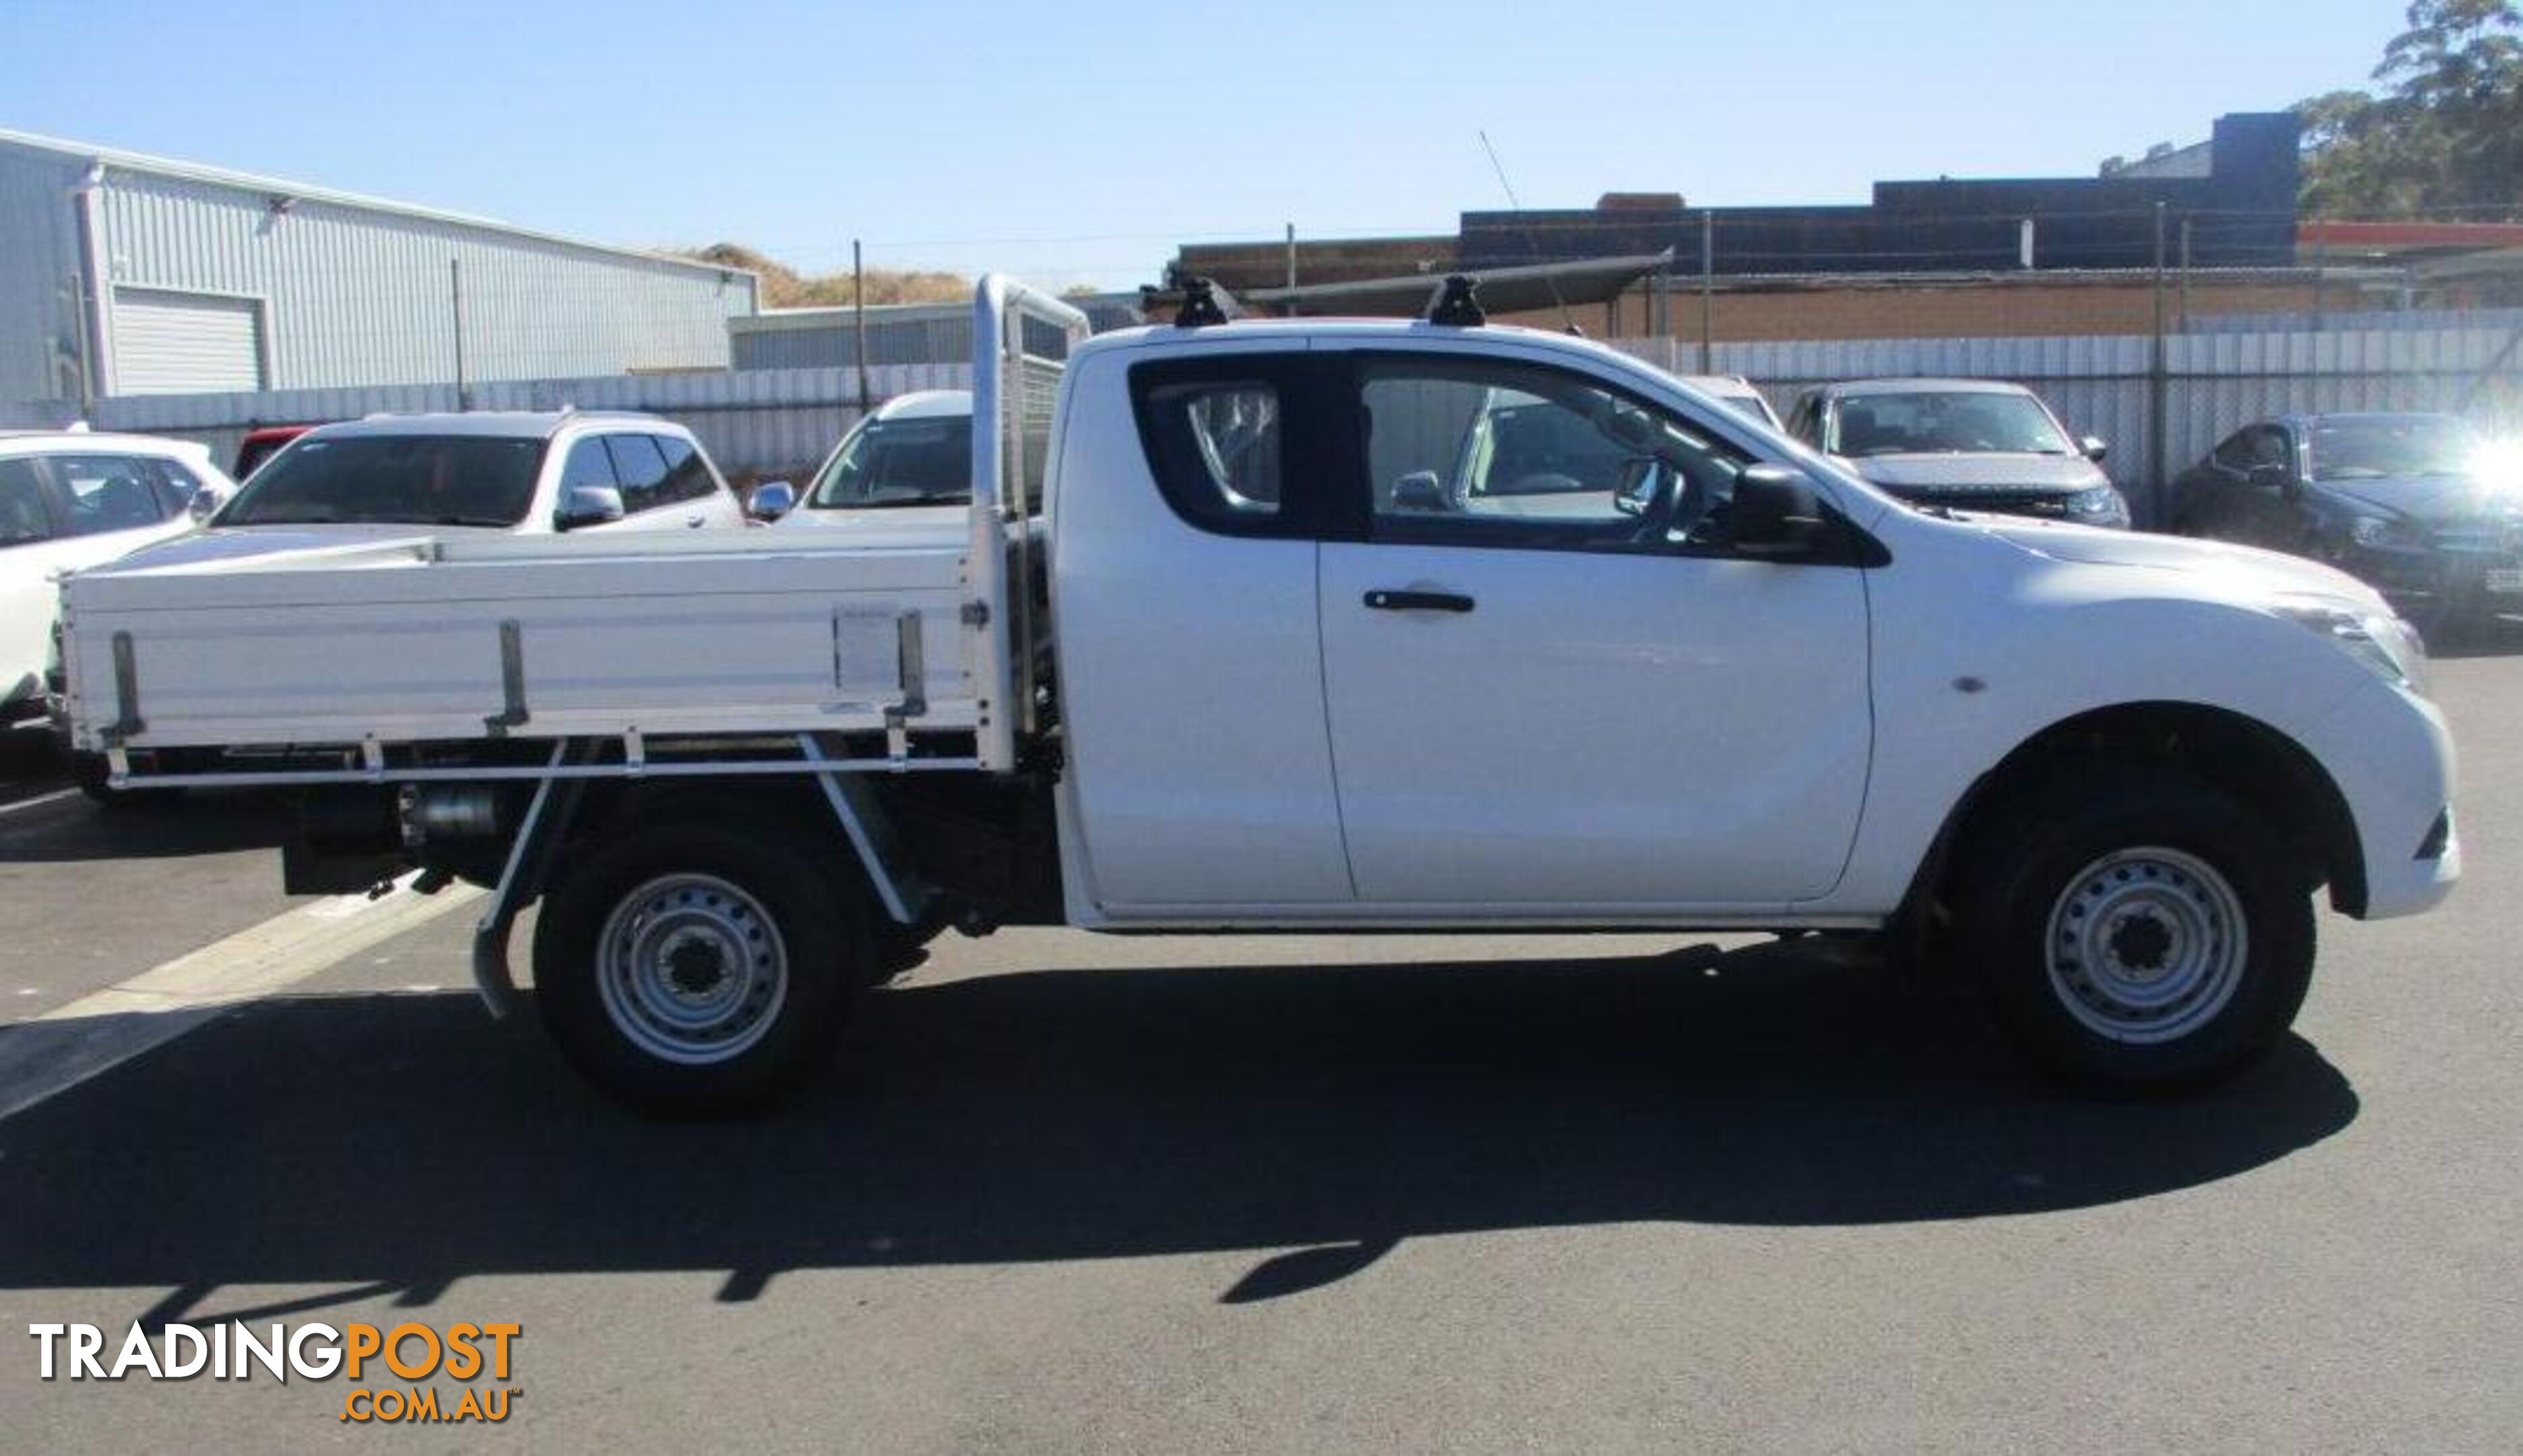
<box><xmin>1423</xmin><ymin>274</ymin><xmax>1486</xmax><ymax>326</ymax></box>
<box><xmin>1167</xmin><ymin>275</ymin><xmax>1245</xmax><ymax>328</ymax></box>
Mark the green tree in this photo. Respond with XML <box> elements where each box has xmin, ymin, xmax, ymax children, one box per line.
<box><xmin>2297</xmin><ymin>0</ymin><xmax>2523</xmax><ymax>216</ymax></box>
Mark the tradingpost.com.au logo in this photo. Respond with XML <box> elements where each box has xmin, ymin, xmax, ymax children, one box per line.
<box><xmin>30</xmin><ymin>1320</ymin><xmax>523</xmax><ymax>1424</ymax></box>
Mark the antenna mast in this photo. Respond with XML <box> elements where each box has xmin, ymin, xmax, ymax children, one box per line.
<box><xmin>1478</xmin><ymin>129</ymin><xmax>1580</xmax><ymax>334</ymax></box>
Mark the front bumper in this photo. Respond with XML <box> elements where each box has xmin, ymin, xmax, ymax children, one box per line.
<box><xmin>2342</xmin><ymin>540</ymin><xmax>2523</xmax><ymax>615</ymax></box>
<box><xmin>2299</xmin><ymin>677</ymin><xmax>2460</xmax><ymax>919</ymax></box>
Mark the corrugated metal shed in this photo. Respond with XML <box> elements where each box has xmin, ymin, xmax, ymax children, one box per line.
<box><xmin>0</xmin><ymin>127</ymin><xmax>757</xmax><ymax>418</ymax></box>
<box><xmin>730</xmin><ymin>294</ymin><xmax>1142</xmax><ymax>370</ymax></box>
<box><xmin>0</xmin><ymin>144</ymin><xmax>92</xmax><ymax>418</ymax></box>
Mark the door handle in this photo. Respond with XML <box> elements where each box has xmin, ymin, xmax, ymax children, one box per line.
<box><xmin>1364</xmin><ymin>589</ymin><xmax>1475</xmax><ymax>613</ymax></box>
<box><xmin>686</xmin><ymin>516</ymin><xmax>705</xmax><ymax>528</ymax></box>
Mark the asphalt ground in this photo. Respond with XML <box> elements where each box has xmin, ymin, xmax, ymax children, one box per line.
<box><xmin>2</xmin><ymin>625</ymin><xmax>2520</xmax><ymax>1451</ymax></box>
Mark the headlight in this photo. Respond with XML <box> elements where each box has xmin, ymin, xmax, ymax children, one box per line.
<box><xmin>2066</xmin><ymin>485</ymin><xmax>2129</xmax><ymax>526</ymax></box>
<box><xmin>2272</xmin><ymin>601</ymin><xmax>2429</xmax><ymax>695</ymax></box>
<box><xmin>2347</xmin><ymin>514</ymin><xmax>2406</xmax><ymax>547</ymax></box>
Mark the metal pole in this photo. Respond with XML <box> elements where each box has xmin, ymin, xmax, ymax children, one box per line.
<box><xmin>2148</xmin><ymin>203</ymin><xmax>2168</xmax><ymax>527</ymax></box>
<box><xmin>853</xmin><ymin>239</ymin><xmax>871</xmax><ymax>415</ymax></box>
<box><xmin>2310</xmin><ymin>237</ymin><xmax>2327</xmax><ymax>332</ymax></box>
<box><xmin>2177</xmin><ymin>218</ymin><xmax>2192</xmax><ymax>334</ymax></box>
<box><xmin>450</xmin><ymin>258</ymin><xmax>467</xmax><ymax>408</ymax></box>
<box><xmin>1698</xmin><ymin>211</ymin><xmax>1715</xmax><ymax>374</ymax></box>
<box><xmin>1284</xmin><ymin>222</ymin><xmax>1297</xmax><ymax>291</ymax></box>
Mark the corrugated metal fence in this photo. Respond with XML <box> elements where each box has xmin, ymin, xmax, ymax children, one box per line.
<box><xmin>67</xmin><ymin>319</ymin><xmax>2523</xmax><ymax>518</ymax></box>
<box><xmin>86</xmin><ymin>363</ymin><xmax>973</xmax><ymax>485</ymax></box>
<box><xmin>1618</xmin><ymin>322</ymin><xmax>2523</xmax><ymax>523</ymax></box>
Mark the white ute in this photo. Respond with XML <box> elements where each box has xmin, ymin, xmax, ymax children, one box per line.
<box><xmin>57</xmin><ymin>276</ymin><xmax>2458</xmax><ymax>1112</ymax></box>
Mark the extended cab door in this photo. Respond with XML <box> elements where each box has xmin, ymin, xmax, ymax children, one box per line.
<box><xmin>1315</xmin><ymin>347</ymin><xmax>1874</xmax><ymax>911</ymax></box>
<box><xmin>1050</xmin><ymin>348</ymin><xmax>1355</xmax><ymax>913</ymax></box>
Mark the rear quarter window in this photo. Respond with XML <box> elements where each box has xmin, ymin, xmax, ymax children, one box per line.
<box><xmin>1129</xmin><ymin>354</ymin><xmax>1324</xmax><ymax>538</ymax></box>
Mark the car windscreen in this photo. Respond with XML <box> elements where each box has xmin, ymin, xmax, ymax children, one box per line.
<box><xmin>1831</xmin><ymin>391</ymin><xmax>2074</xmax><ymax>457</ymax></box>
<box><xmin>805</xmin><ymin>415</ymin><xmax>972</xmax><ymax>510</ymax></box>
<box><xmin>2309</xmin><ymin>417</ymin><xmax>2481</xmax><ymax>481</ymax></box>
<box><xmin>216</xmin><ymin>435</ymin><xmax>546</xmax><ymax>528</ymax></box>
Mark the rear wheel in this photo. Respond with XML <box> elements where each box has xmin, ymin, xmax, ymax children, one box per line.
<box><xmin>534</xmin><ymin>821</ymin><xmax>863</xmax><ymax>1114</ymax></box>
<box><xmin>1960</xmin><ymin>772</ymin><xmax>2315</xmax><ymax>1090</ymax></box>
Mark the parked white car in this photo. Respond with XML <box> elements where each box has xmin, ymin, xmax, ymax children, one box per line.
<box><xmin>112</xmin><ymin>411</ymin><xmax>745</xmax><ymax>572</ymax></box>
<box><xmin>1</xmin><ymin>430</ymin><xmax>227</xmax><ymax>722</ymax></box>
<box><xmin>773</xmin><ymin>390</ymin><xmax>974</xmax><ymax>533</ymax></box>
<box><xmin>1675</xmin><ymin>374</ymin><xmax>1783</xmax><ymax>430</ymax></box>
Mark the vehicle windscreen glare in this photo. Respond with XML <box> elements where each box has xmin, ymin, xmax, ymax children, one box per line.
<box><xmin>806</xmin><ymin>415</ymin><xmax>972</xmax><ymax>510</ymax></box>
<box><xmin>1831</xmin><ymin>392</ymin><xmax>2074</xmax><ymax>457</ymax></box>
<box><xmin>2309</xmin><ymin>417</ymin><xmax>2481</xmax><ymax>481</ymax></box>
<box><xmin>217</xmin><ymin>435</ymin><xmax>545</xmax><ymax>528</ymax></box>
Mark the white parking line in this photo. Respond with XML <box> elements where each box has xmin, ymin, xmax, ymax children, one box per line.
<box><xmin>0</xmin><ymin>874</ymin><xmax>483</xmax><ymax>1122</ymax></box>
<box><xmin>0</xmin><ymin>788</ymin><xmax>78</xmax><ymax>817</ymax></box>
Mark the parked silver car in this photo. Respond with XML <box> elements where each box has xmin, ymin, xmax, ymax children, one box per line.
<box><xmin>1786</xmin><ymin>377</ymin><xmax>2129</xmax><ymax>527</ymax></box>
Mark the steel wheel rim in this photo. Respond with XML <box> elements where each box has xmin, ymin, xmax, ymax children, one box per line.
<box><xmin>2044</xmin><ymin>846</ymin><xmax>2248</xmax><ymax>1045</ymax></box>
<box><xmin>595</xmin><ymin>873</ymin><xmax>788</xmax><ymax>1065</ymax></box>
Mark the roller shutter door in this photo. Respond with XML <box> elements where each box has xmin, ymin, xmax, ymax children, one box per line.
<box><xmin>111</xmin><ymin>289</ymin><xmax>265</xmax><ymax>395</ymax></box>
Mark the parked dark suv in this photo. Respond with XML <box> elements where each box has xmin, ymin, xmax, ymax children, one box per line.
<box><xmin>2170</xmin><ymin>413</ymin><xmax>2522</xmax><ymax>638</ymax></box>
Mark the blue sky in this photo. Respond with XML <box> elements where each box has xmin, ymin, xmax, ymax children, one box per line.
<box><xmin>1</xmin><ymin>0</ymin><xmax>2402</xmax><ymax>289</ymax></box>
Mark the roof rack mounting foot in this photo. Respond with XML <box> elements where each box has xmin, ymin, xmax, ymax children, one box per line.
<box><xmin>1167</xmin><ymin>275</ymin><xmax>1245</xmax><ymax>328</ymax></box>
<box><xmin>1425</xmin><ymin>274</ymin><xmax>1487</xmax><ymax>326</ymax></box>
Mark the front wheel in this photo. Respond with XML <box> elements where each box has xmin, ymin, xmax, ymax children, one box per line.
<box><xmin>1961</xmin><ymin>773</ymin><xmax>2315</xmax><ymax>1090</ymax></box>
<box><xmin>533</xmin><ymin>822</ymin><xmax>864</xmax><ymax>1114</ymax></box>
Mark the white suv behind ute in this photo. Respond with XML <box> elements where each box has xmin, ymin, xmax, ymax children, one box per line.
<box><xmin>3</xmin><ymin>430</ymin><xmax>228</xmax><ymax>723</ymax></box>
<box><xmin>113</xmin><ymin>411</ymin><xmax>745</xmax><ymax>573</ymax></box>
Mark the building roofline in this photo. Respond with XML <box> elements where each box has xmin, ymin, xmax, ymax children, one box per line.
<box><xmin>732</xmin><ymin>301</ymin><xmax>971</xmax><ymax>332</ymax></box>
<box><xmin>0</xmin><ymin>126</ymin><xmax>756</xmax><ymax>286</ymax></box>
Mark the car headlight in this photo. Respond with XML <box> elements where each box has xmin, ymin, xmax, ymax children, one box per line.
<box><xmin>2066</xmin><ymin>485</ymin><xmax>2129</xmax><ymax>526</ymax></box>
<box><xmin>2346</xmin><ymin>514</ymin><xmax>2406</xmax><ymax>547</ymax></box>
<box><xmin>2272</xmin><ymin>600</ymin><xmax>2429</xmax><ymax>694</ymax></box>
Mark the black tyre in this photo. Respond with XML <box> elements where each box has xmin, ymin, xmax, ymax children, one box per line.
<box><xmin>71</xmin><ymin>752</ymin><xmax>117</xmax><ymax>806</ymax></box>
<box><xmin>1959</xmin><ymin>772</ymin><xmax>2315</xmax><ymax>1091</ymax></box>
<box><xmin>533</xmin><ymin>821</ymin><xmax>865</xmax><ymax>1115</ymax></box>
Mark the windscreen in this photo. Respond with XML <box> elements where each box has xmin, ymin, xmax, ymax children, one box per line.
<box><xmin>805</xmin><ymin>413</ymin><xmax>974</xmax><ymax>509</ymax></box>
<box><xmin>2309</xmin><ymin>417</ymin><xmax>2481</xmax><ymax>481</ymax></box>
<box><xmin>217</xmin><ymin>435</ymin><xmax>546</xmax><ymax>527</ymax></box>
<box><xmin>1832</xmin><ymin>391</ymin><xmax>2074</xmax><ymax>456</ymax></box>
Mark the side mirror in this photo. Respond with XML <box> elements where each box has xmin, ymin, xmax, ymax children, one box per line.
<box><xmin>2081</xmin><ymin>436</ymin><xmax>2109</xmax><ymax>463</ymax></box>
<box><xmin>2245</xmin><ymin>462</ymin><xmax>2291</xmax><ymax>491</ymax></box>
<box><xmin>187</xmin><ymin>488</ymin><xmax>225</xmax><ymax>524</ymax></box>
<box><xmin>746</xmin><ymin>480</ymin><xmax>798</xmax><ymax>522</ymax></box>
<box><xmin>1613</xmin><ymin>457</ymin><xmax>1659</xmax><ymax>516</ymax></box>
<box><xmin>1729</xmin><ymin>464</ymin><xmax>1832</xmax><ymax>559</ymax></box>
<box><xmin>555</xmin><ymin>483</ymin><xmax>626</xmax><ymax>530</ymax></box>
<box><xmin>1390</xmin><ymin>471</ymin><xmax>1448</xmax><ymax>513</ymax></box>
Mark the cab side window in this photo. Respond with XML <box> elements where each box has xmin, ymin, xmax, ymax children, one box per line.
<box><xmin>653</xmin><ymin>435</ymin><xmax>721</xmax><ymax>506</ymax></box>
<box><xmin>1131</xmin><ymin>356</ymin><xmax>1307</xmax><ymax>536</ymax></box>
<box><xmin>51</xmin><ymin>454</ymin><xmax>178</xmax><ymax>537</ymax></box>
<box><xmin>146</xmin><ymin>458</ymin><xmax>203</xmax><ymax>516</ymax></box>
<box><xmin>601</xmin><ymin>434</ymin><xmax>673</xmax><ymax>514</ymax></box>
<box><xmin>0</xmin><ymin>460</ymin><xmax>55</xmax><ymax>548</ymax></box>
<box><xmin>559</xmin><ymin>437</ymin><xmax>618</xmax><ymax>499</ymax></box>
<box><xmin>1353</xmin><ymin>355</ymin><xmax>1749</xmax><ymax>553</ymax></box>
<box><xmin>2215</xmin><ymin>426</ymin><xmax>2290</xmax><ymax>475</ymax></box>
